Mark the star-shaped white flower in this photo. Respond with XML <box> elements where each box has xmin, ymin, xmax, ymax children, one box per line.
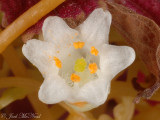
<box><xmin>22</xmin><ymin>8</ymin><xmax>135</xmax><ymax>112</ymax></box>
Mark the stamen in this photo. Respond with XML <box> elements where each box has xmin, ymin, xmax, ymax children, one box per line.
<box><xmin>91</xmin><ymin>46</ymin><xmax>98</xmax><ymax>56</ymax></box>
<box><xmin>88</xmin><ymin>63</ymin><xmax>98</xmax><ymax>74</ymax></box>
<box><xmin>73</xmin><ymin>41</ymin><xmax>85</xmax><ymax>49</ymax></box>
<box><xmin>71</xmin><ymin>102</ymin><xmax>88</xmax><ymax>107</ymax></box>
<box><xmin>53</xmin><ymin>57</ymin><xmax>62</xmax><ymax>68</ymax></box>
<box><xmin>70</xmin><ymin>73</ymin><xmax>80</xmax><ymax>82</ymax></box>
<box><xmin>74</xmin><ymin>58</ymin><xmax>87</xmax><ymax>72</ymax></box>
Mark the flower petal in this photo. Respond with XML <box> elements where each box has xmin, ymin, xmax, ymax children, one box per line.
<box><xmin>22</xmin><ymin>39</ymin><xmax>58</xmax><ymax>75</ymax></box>
<box><xmin>63</xmin><ymin>71</ymin><xmax>111</xmax><ymax>108</ymax></box>
<box><xmin>100</xmin><ymin>44</ymin><xmax>135</xmax><ymax>78</ymax></box>
<box><xmin>78</xmin><ymin>79</ymin><xmax>110</xmax><ymax>107</ymax></box>
<box><xmin>42</xmin><ymin>16</ymin><xmax>78</xmax><ymax>45</ymax></box>
<box><xmin>78</xmin><ymin>8</ymin><xmax>112</xmax><ymax>45</ymax></box>
<box><xmin>76</xmin><ymin>73</ymin><xmax>111</xmax><ymax>106</ymax></box>
<box><xmin>38</xmin><ymin>75</ymin><xmax>71</xmax><ymax>104</ymax></box>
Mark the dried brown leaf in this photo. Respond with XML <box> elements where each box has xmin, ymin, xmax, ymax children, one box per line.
<box><xmin>156</xmin><ymin>44</ymin><xmax>160</xmax><ymax>71</ymax></box>
<box><xmin>106</xmin><ymin>2</ymin><xmax>160</xmax><ymax>76</ymax></box>
<box><xmin>105</xmin><ymin>2</ymin><xmax>160</xmax><ymax>102</ymax></box>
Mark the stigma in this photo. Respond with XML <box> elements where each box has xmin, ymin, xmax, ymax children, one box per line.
<box><xmin>74</xmin><ymin>58</ymin><xmax>87</xmax><ymax>72</ymax></box>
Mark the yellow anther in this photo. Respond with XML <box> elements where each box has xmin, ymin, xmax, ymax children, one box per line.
<box><xmin>71</xmin><ymin>102</ymin><xmax>88</xmax><ymax>107</ymax></box>
<box><xmin>79</xmin><ymin>42</ymin><xmax>85</xmax><ymax>48</ymax></box>
<box><xmin>53</xmin><ymin>57</ymin><xmax>62</xmax><ymax>68</ymax></box>
<box><xmin>68</xmin><ymin>54</ymin><xmax>71</xmax><ymax>56</ymax></box>
<box><xmin>73</xmin><ymin>42</ymin><xmax>79</xmax><ymax>49</ymax></box>
<box><xmin>91</xmin><ymin>46</ymin><xmax>99</xmax><ymax>56</ymax></box>
<box><xmin>73</xmin><ymin>41</ymin><xmax>85</xmax><ymax>49</ymax></box>
<box><xmin>70</xmin><ymin>73</ymin><xmax>80</xmax><ymax>82</ymax></box>
<box><xmin>88</xmin><ymin>63</ymin><xmax>98</xmax><ymax>74</ymax></box>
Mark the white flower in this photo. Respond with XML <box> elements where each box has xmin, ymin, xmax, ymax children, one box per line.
<box><xmin>22</xmin><ymin>8</ymin><xmax>135</xmax><ymax>112</ymax></box>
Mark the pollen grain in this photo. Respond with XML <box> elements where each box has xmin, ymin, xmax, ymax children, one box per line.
<box><xmin>73</xmin><ymin>41</ymin><xmax>85</xmax><ymax>49</ymax></box>
<box><xmin>70</xmin><ymin>73</ymin><xmax>80</xmax><ymax>82</ymax></box>
<box><xmin>53</xmin><ymin>57</ymin><xmax>62</xmax><ymax>68</ymax></box>
<box><xmin>88</xmin><ymin>63</ymin><xmax>98</xmax><ymax>74</ymax></box>
<box><xmin>91</xmin><ymin>46</ymin><xmax>98</xmax><ymax>56</ymax></box>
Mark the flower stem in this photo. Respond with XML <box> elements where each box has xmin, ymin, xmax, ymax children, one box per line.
<box><xmin>0</xmin><ymin>0</ymin><xmax>65</xmax><ymax>53</ymax></box>
<box><xmin>2</xmin><ymin>46</ymin><xmax>27</xmax><ymax>77</ymax></box>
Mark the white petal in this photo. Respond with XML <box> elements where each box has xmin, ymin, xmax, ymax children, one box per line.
<box><xmin>78</xmin><ymin>8</ymin><xmax>112</xmax><ymax>45</ymax></box>
<box><xmin>76</xmin><ymin>74</ymin><xmax>111</xmax><ymax>106</ymax></box>
<box><xmin>100</xmin><ymin>44</ymin><xmax>135</xmax><ymax>78</ymax></box>
<box><xmin>38</xmin><ymin>75</ymin><xmax>71</xmax><ymax>104</ymax></box>
<box><xmin>22</xmin><ymin>39</ymin><xmax>58</xmax><ymax>75</ymax></box>
<box><xmin>64</xmin><ymin>71</ymin><xmax>111</xmax><ymax>107</ymax></box>
<box><xmin>42</xmin><ymin>16</ymin><xmax>78</xmax><ymax>45</ymax></box>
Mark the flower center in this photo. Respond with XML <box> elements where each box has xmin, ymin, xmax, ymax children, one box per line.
<box><xmin>55</xmin><ymin>39</ymin><xmax>100</xmax><ymax>87</ymax></box>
